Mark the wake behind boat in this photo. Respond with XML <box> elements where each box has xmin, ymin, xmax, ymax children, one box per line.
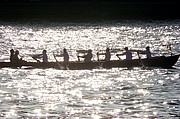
<box><xmin>0</xmin><ymin>54</ymin><xmax>179</xmax><ymax>70</ymax></box>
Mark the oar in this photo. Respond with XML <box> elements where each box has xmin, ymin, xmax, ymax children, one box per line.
<box><xmin>96</xmin><ymin>52</ymin><xmax>101</xmax><ymax>68</ymax></box>
<box><xmin>137</xmin><ymin>52</ymin><xmax>146</xmax><ymax>69</ymax></box>
<box><xmin>76</xmin><ymin>50</ymin><xmax>88</xmax><ymax>53</ymax></box>
<box><xmin>77</xmin><ymin>56</ymin><xmax>81</xmax><ymax>62</ymax></box>
<box><xmin>110</xmin><ymin>48</ymin><xmax>126</xmax><ymax>54</ymax></box>
<box><xmin>116</xmin><ymin>54</ymin><xmax>122</xmax><ymax>60</ymax></box>
<box><xmin>77</xmin><ymin>54</ymin><xmax>87</xmax><ymax>62</ymax></box>
<box><xmin>31</xmin><ymin>55</ymin><xmax>41</xmax><ymax>62</ymax></box>
<box><xmin>53</xmin><ymin>53</ymin><xmax>63</xmax><ymax>69</ymax></box>
<box><xmin>77</xmin><ymin>50</ymin><xmax>88</xmax><ymax>62</ymax></box>
<box><xmin>97</xmin><ymin>52</ymin><xmax>100</xmax><ymax>61</ymax></box>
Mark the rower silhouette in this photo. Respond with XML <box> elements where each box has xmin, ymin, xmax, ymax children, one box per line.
<box><xmin>10</xmin><ymin>49</ymin><xmax>14</xmax><ymax>62</ymax></box>
<box><xmin>97</xmin><ymin>48</ymin><xmax>111</xmax><ymax>61</ymax></box>
<box><xmin>116</xmin><ymin>47</ymin><xmax>132</xmax><ymax>60</ymax></box>
<box><xmin>78</xmin><ymin>49</ymin><xmax>93</xmax><ymax>62</ymax></box>
<box><xmin>32</xmin><ymin>50</ymin><xmax>48</xmax><ymax>62</ymax></box>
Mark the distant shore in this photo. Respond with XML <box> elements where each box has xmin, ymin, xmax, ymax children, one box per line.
<box><xmin>0</xmin><ymin>0</ymin><xmax>179</xmax><ymax>22</ymax></box>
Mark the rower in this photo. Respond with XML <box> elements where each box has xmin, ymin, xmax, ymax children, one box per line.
<box><xmin>137</xmin><ymin>46</ymin><xmax>151</xmax><ymax>58</ymax></box>
<box><xmin>10</xmin><ymin>49</ymin><xmax>14</xmax><ymax>62</ymax></box>
<box><xmin>55</xmin><ymin>48</ymin><xmax>69</xmax><ymax>63</ymax></box>
<box><xmin>78</xmin><ymin>49</ymin><xmax>93</xmax><ymax>62</ymax></box>
<box><xmin>97</xmin><ymin>48</ymin><xmax>111</xmax><ymax>61</ymax></box>
<box><xmin>12</xmin><ymin>50</ymin><xmax>22</xmax><ymax>63</ymax></box>
<box><xmin>32</xmin><ymin>50</ymin><xmax>48</xmax><ymax>63</ymax></box>
<box><xmin>42</xmin><ymin>50</ymin><xmax>48</xmax><ymax>62</ymax></box>
<box><xmin>116</xmin><ymin>47</ymin><xmax>132</xmax><ymax>60</ymax></box>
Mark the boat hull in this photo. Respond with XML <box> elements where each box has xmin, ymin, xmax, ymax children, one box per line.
<box><xmin>0</xmin><ymin>55</ymin><xmax>179</xmax><ymax>70</ymax></box>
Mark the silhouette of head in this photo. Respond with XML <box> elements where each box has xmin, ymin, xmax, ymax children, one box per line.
<box><xmin>124</xmin><ymin>47</ymin><xmax>128</xmax><ymax>50</ymax></box>
<box><xmin>43</xmin><ymin>50</ymin><xmax>47</xmax><ymax>54</ymax></box>
<box><xmin>106</xmin><ymin>48</ymin><xmax>110</xmax><ymax>52</ymax></box>
<box><xmin>88</xmin><ymin>49</ymin><xmax>92</xmax><ymax>53</ymax></box>
<box><xmin>10</xmin><ymin>49</ymin><xmax>14</xmax><ymax>54</ymax></box>
<box><xmin>146</xmin><ymin>46</ymin><xmax>150</xmax><ymax>50</ymax></box>
<box><xmin>15</xmin><ymin>50</ymin><xmax>19</xmax><ymax>55</ymax></box>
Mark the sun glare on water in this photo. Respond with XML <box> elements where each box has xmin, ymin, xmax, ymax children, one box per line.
<box><xmin>0</xmin><ymin>21</ymin><xmax>179</xmax><ymax>118</ymax></box>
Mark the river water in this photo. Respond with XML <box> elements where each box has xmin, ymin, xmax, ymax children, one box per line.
<box><xmin>0</xmin><ymin>20</ymin><xmax>179</xmax><ymax>118</ymax></box>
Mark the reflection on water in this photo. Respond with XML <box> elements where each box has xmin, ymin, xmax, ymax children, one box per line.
<box><xmin>0</xmin><ymin>20</ymin><xmax>180</xmax><ymax>118</ymax></box>
<box><xmin>0</xmin><ymin>67</ymin><xmax>179</xmax><ymax>118</ymax></box>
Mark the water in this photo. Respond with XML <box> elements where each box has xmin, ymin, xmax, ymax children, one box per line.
<box><xmin>0</xmin><ymin>20</ymin><xmax>180</xmax><ymax>118</ymax></box>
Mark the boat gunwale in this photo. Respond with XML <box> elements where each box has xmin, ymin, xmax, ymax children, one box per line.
<box><xmin>0</xmin><ymin>54</ymin><xmax>179</xmax><ymax>69</ymax></box>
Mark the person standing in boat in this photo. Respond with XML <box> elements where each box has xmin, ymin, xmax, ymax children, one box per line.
<box><xmin>78</xmin><ymin>49</ymin><xmax>93</xmax><ymax>62</ymax></box>
<box><xmin>10</xmin><ymin>49</ymin><xmax>14</xmax><ymax>62</ymax></box>
<box><xmin>116</xmin><ymin>47</ymin><xmax>132</xmax><ymax>60</ymax></box>
<box><xmin>137</xmin><ymin>46</ymin><xmax>152</xmax><ymax>58</ymax></box>
<box><xmin>97</xmin><ymin>48</ymin><xmax>111</xmax><ymax>61</ymax></box>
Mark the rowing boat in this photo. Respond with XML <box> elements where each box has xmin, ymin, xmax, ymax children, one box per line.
<box><xmin>0</xmin><ymin>55</ymin><xmax>179</xmax><ymax>70</ymax></box>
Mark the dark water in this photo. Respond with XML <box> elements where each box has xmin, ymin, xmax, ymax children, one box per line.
<box><xmin>0</xmin><ymin>20</ymin><xmax>179</xmax><ymax>118</ymax></box>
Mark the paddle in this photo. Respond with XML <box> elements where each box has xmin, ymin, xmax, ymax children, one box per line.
<box><xmin>97</xmin><ymin>52</ymin><xmax>103</xmax><ymax>68</ymax></box>
<box><xmin>110</xmin><ymin>48</ymin><xmax>124</xmax><ymax>53</ymax></box>
<box><xmin>137</xmin><ymin>52</ymin><xmax>146</xmax><ymax>69</ymax></box>
<box><xmin>77</xmin><ymin>56</ymin><xmax>80</xmax><ymax>62</ymax></box>
<box><xmin>53</xmin><ymin>53</ymin><xmax>64</xmax><ymax>69</ymax></box>
<box><xmin>116</xmin><ymin>54</ymin><xmax>122</xmax><ymax>60</ymax></box>
<box><xmin>96</xmin><ymin>52</ymin><xmax>102</xmax><ymax>68</ymax></box>
<box><xmin>77</xmin><ymin>50</ymin><xmax>88</xmax><ymax>62</ymax></box>
<box><xmin>97</xmin><ymin>52</ymin><xmax>100</xmax><ymax>61</ymax></box>
<box><xmin>32</xmin><ymin>57</ymin><xmax>40</xmax><ymax>62</ymax></box>
<box><xmin>31</xmin><ymin>54</ymin><xmax>42</xmax><ymax>62</ymax></box>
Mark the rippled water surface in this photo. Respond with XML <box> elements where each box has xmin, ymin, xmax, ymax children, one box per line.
<box><xmin>0</xmin><ymin>20</ymin><xmax>180</xmax><ymax>118</ymax></box>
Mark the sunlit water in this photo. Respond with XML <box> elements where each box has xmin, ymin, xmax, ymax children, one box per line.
<box><xmin>0</xmin><ymin>20</ymin><xmax>180</xmax><ymax>118</ymax></box>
